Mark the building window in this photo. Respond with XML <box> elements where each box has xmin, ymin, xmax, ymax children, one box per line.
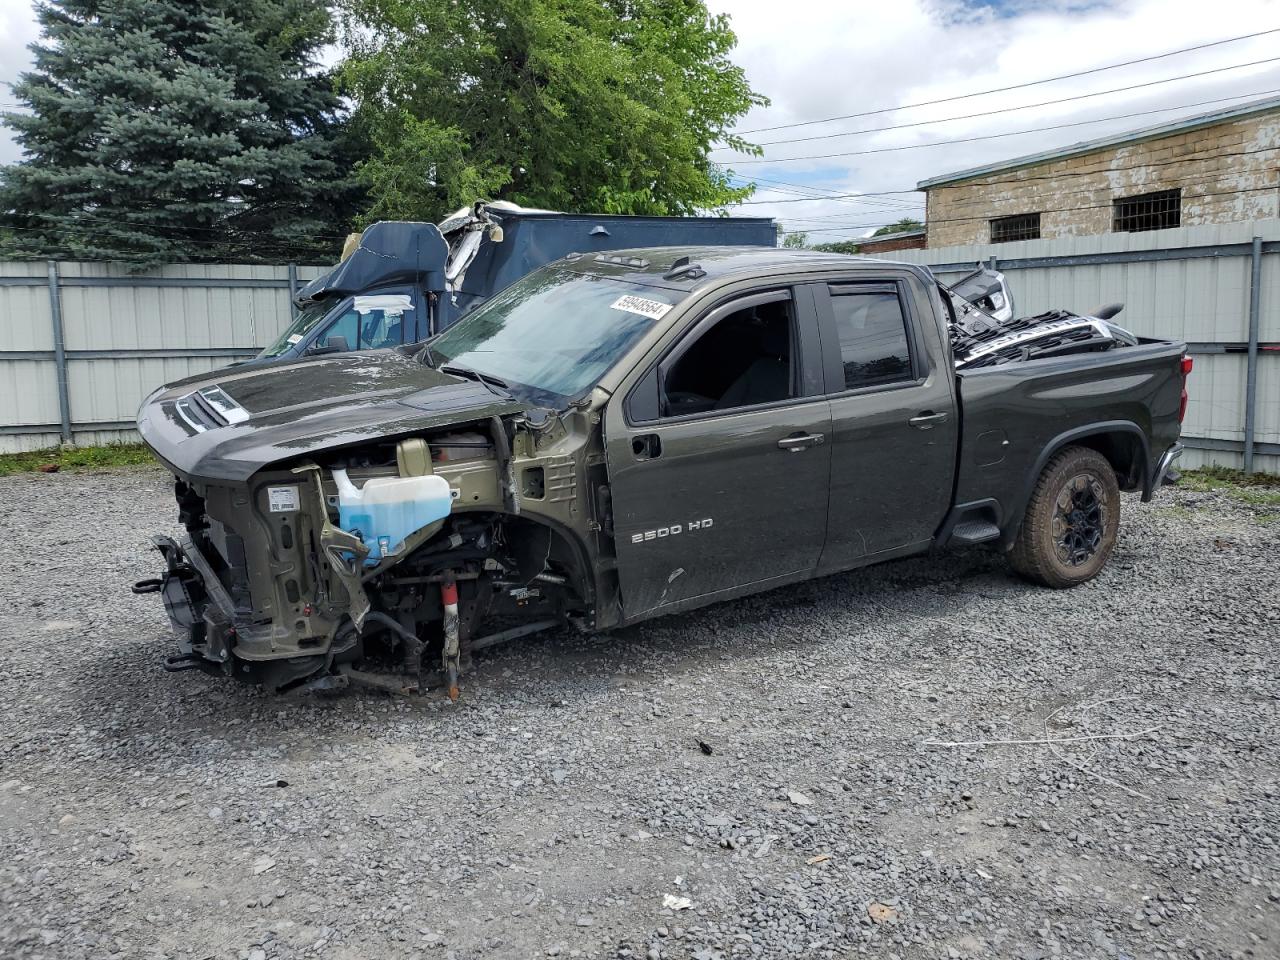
<box><xmin>989</xmin><ymin>213</ymin><xmax>1041</xmax><ymax>243</ymax></box>
<box><xmin>1113</xmin><ymin>188</ymin><xmax>1181</xmax><ymax>232</ymax></box>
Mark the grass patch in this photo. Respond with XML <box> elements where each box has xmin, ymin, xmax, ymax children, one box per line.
<box><xmin>0</xmin><ymin>442</ymin><xmax>156</xmax><ymax>477</ymax></box>
<box><xmin>1179</xmin><ymin>466</ymin><xmax>1280</xmax><ymax>505</ymax></box>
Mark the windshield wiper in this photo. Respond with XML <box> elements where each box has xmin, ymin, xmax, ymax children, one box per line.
<box><xmin>441</xmin><ymin>364</ymin><xmax>511</xmax><ymax>397</ymax></box>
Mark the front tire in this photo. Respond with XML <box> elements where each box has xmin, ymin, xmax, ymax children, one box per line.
<box><xmin>1009</xmin><ymin>446</ymin><xmax>1120</xmax><ymax>588</ymax></box>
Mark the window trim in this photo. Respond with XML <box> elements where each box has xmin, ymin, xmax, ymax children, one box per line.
<box><xmin>625</xmin><ymin>287</ymin><xmax>819</xmax><ymax>426</ymax></box>
<box><xmin>816</xmin><ymin>278</ymin><xmax>929</xmax><ymax>399</ymax></box>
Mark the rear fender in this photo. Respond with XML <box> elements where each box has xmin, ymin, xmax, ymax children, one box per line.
<box><xmin>1001</xmin><ymin>421</ymin><xmax>1149</xmax><ymax>548</ymax></box>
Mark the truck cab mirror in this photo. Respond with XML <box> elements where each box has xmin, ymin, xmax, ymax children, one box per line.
<box><xmin>309</xmin><ymin>335</ymin><xmax>351</xmax><ymax>356</ymax></box>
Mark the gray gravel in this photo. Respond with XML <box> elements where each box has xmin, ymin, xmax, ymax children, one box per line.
<box><xmin>1</xmin><ymin>466</ymin><xmax>1278</xmax><ymax>960</ymax></box>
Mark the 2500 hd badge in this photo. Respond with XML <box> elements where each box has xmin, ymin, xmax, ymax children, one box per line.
<box><xmin>631</xmin><ymin>517</ymin><xmax>714</xmax><ymax>544</ymax></box>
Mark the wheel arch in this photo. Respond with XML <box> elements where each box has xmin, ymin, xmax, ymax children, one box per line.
<box><xmin>1001</xmin><ymin>420</ymin><xmax>1149</xmax><ymax>548</ymax></box>
<box><xmin>451</xmin><ymin>507</ymin><xmax>599</xmax><ymax>614</ymax></box>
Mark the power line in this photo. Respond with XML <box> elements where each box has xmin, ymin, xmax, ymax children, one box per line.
<box><xmin>0</xmin><ymin>221</ymin><xmax>342</xmax><ymax>259</ymax></box>
<box><xmin>5</xmin><ymin>210</ymin><xmax>350</xmax><ymax>254</ymax></box>
<box><xmin>770</xmin><ymin>160</ymin><xmax>1259</xmax><ymax>225</ymax></box>
<box><xmin>717</xmin><ymin>66</ymin><xmax>1280</xmax><ymax>152</ymax></box>
<box><xmin>728</xmin><ymin>143</ymin><xmax>1278</xmax><ymax>205</ymax></box>
<box><xmin>733</xmin><ymin>26</ymin><xmax>1280</xmax><ymax>135</ymax></box>
<box><xmin>727</xmin><ymin>80</ymin><xmax>1280</xmax><ymax>164</ymax></box>
<box><xmin>734</xmin><ymin>182</ymin><xmax>922</xmax><ymax>216</ymax></box>
<box><xmin>729</xmin><ymin>173</ymin><xmax>922</xmax><ymax>209</ymax></box>
<box><xmin>776</xmin><ymin>182</ymin><xmax>1278</xmax><ymax>236</ymax></box>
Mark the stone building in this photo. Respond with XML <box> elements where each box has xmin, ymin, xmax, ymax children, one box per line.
<box><xmin>917</xmin><ymin>95</ymin><xmax>1280</xmax><ymax>248</ymax></box>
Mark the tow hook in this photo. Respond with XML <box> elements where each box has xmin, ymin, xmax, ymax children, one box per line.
<box><xmin>441</xmin><ymin>574</ymin><xmax>461</xmax><ymax>702</ymax></box>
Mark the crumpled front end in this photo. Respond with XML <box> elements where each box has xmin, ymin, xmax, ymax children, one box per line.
<box><xmin>133</xmin><ymin>407</ymin><xmax>612</xmax><ymax>695</ymax></box>
<box><xmin>134</xmin><ymin>472</ymin><xmax>358</xmax><ymax>689</ymax></box>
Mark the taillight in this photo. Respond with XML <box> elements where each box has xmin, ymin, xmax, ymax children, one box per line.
<box><xmin>1178</xmin><ymin>354</ymin><xmax>1192</xmax><ymax>422</ymax></box>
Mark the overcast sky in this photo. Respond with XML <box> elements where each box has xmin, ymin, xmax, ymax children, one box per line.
<box><xmin>709</xmin><ymin>0</ymin><xmax>1280</xmax><ymax>239</ymax></box>
<box><xmin>0</xmin><ymin>0</ymin><xmax>1276</xmax><ymax>241</ymax></box>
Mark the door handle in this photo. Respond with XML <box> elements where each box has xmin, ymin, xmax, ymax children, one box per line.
<box><xmin>631</xmin><ymin>433</ymin><xmax>662</xmax><ymax>461</ymax></box>
<box><xmin>909</xmin><ymin>411</ymin><xmax>949</xmax><ymax>430</ymax></box>
<box><xmin>777</xmin><ymin>432</ymin><xmax>825</xmax><ymax>452</ymax></box>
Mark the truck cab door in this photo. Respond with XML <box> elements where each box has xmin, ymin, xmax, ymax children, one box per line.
<box><xmin>815</xmin><ymin>276</ymin><xmax>959</xmax><ymax>570</ymax></box>
<box><xmin>603</xmin><ymin>286</ymin><xmax>831</xmax><ymax>621</ymax></box>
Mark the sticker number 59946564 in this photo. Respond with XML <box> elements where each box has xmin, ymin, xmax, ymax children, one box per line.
<box><xmin>610</xmin><ymin>294</ymin><xmax>671</xmax><ymax>320</ymax></box>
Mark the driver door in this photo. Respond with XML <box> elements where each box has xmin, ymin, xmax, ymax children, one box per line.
<box><xmin>603</xmin><ymin>286</ymin><xmax>831</xmax><ymax>620</ymax></box>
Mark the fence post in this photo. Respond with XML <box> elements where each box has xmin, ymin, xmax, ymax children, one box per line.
<box><xmin>1243</xmin><ymin>236</ymin><xmax>1263</xmax><ymax>474</ymax></box>
<box><xmin>287</xmin><ymin>262</ymin><xmax>299</xmax><ymax>319</ymax></box>
<box><xmin>46</xmin><ymin>260</ymin><xmax>72</xmax><ymax>444</ymax></box>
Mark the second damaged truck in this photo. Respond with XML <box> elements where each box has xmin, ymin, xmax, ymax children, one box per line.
<box><xmin>135</xmin><ymin>247</ymin><xmax>1189</xmax><ymax>696</ymax></box>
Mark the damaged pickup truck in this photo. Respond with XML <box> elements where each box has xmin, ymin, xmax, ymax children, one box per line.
<box><xmin>134</xmin><ymin>247</ymin><xmax>1190</xmax><ymax>696</ymax></box>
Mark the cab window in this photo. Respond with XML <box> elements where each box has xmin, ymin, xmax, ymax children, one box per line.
<box><xmin>660</xmin><ymin>295</ymin><xmax>796</xmax><ymax>417</ymax></box>
<box><xmin>828</xmin><ymin>285</ymin><xmax>913</xmax><ymax>390</ymax></box>
<box><xmin>320</xmin><ymin>305</ymin><xmax>409</xmax><ymax>351</ymax></box>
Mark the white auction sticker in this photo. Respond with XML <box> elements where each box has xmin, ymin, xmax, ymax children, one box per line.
<box><xmin>267</xmin><ymin>485</ymin><xmax>300</xmax><ymax>513</ymax></box>
<box><xmin>610</xmin><ymin>294</ymin><xmax>671</xmax><ymax>320</ymax></box>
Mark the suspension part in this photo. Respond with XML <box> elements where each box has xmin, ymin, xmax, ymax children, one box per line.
<box><xmin>441</xmin><ymin>575</ymin><xmax>460</xmax><ymax>701</ymax></box>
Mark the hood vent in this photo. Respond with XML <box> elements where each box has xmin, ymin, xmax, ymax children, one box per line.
<box><xmin>175</xmin><ymin>386</ymin><xmax>249</xmax><ymax>433</ymax></box>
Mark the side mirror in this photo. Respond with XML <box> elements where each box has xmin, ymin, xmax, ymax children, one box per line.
<box><xmin>309</xmin><ymin>335</ymin><xmax>351</xmax><ymax>356</ymax></box>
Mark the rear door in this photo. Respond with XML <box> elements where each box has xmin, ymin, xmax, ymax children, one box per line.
<box><xmin>816</xmin><ymin>274</ymin><xmax>959</xmax><ymax>571</ymax></box>
<box><xmin>604</xmin><ymin>284</ymin><xmax>831</xmax><ymax>619</ymax></box>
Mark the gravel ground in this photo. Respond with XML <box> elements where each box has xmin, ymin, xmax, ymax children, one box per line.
<box><xmin>1</xmin><ymin>466</ymin><xmax>1278</xmax><ymax>960</ymax></box>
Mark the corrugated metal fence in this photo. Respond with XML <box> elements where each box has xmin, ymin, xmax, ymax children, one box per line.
<box><xmin>1</xmin><ymin>221</ymin><xmax>1277</xmax><ymax>472</ymax></box>
<box><xmin>0</xmin><ymin>261</ymin><xmax>324</xmax><ymax>453</ymax></box>
<box><xmin>869</xmin><ymin>220</ymin><xmax>1280</xmax><ymax>474</ymax></box>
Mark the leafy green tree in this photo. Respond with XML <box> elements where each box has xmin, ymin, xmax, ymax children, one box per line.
<box><xmin>781</xmin><ymin>231</ymin><xmax>809</xmax><ymax>249</ymax></box>
<box><xmin>872</xmin><ymin>217</ymin><xmax>924</xmax><ymax>237</ymax></box>
<box><xmin>1</xmin><ymin>0</ymin><xmax>364</xmax><ymax>266</ymax></box>
<box><xmin>813</xmin><ymin>239</ymin><xmax>862</xmax><ymax>254</ymax></box>
<box><xmin>339</xmin><ymin>0</ymin><xmax>766</xmax><ymax>222</ymax></box>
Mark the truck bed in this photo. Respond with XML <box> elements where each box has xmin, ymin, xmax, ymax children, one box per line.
<box><xmin>953</xmin><ymin>338</ymin><xmax>1186</xmax><ymax>546</ymax></box>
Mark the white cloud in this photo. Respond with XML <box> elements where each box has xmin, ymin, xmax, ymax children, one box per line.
<box><xmin>709</xmin><ymin>0</ymin><xmax>1280</xmax><ymax>240</ymax></box>
<box><xmin>0</xmin><ymin>0</ymin><xmax>1275</xmax><ymax>241</ymax></box>
<box><xmin>0</xmin><ymin>0</ymin><xmax>40</xmax><ymax>164</ymax></box>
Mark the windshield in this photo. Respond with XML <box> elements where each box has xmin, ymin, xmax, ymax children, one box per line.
<box><xmin>428</xmin><ymin>267</ymin><xmax>681</xmax><ymax>401</ymax></box>
<box><xmin>260</xmin><ymin>300</ymin><xmax>334</xmax><ymax>358</ymax></box>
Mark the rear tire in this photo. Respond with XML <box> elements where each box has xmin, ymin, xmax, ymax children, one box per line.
<box><xmin>1009</xmin><ymin>445</ymin><xmax>1120</xmax><ymax>588</ymax></box>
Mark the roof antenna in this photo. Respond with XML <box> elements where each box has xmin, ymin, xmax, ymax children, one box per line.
<box><xmin>663</xmin><ymin>256</ymin><xmax>706</xmax><ymax>281</ymax></box>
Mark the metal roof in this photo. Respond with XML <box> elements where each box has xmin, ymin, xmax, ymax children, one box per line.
<box><xmin>917</xmin><ymin>94</ymin><xmax>1280</xmax><ymax>190</ymax></box>
<box><xmin>857</xmin><ymin>227</ymin><xmax>926</xmax><ymax>244</ymax></box>
<box><xmin>558</xmin><ymin>244</ymin><xmax>918</xmax><ymax>290</ymax></box>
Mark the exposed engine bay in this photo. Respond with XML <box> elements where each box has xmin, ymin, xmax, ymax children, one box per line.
<box><xmin>139</xmin><ymin>401</ymin><xmax>610</xmax><ymax>698</ymax></box>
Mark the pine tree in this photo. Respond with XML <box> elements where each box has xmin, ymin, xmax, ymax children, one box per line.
<box><xmin>1</xmin><ymin>0</ymin><xmax>363</xmax><ymax>266</ymax></box>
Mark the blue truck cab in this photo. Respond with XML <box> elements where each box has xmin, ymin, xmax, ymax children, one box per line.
<box><xmin>254</xmin><ymin>202</ymin><xmax>777</xmax><ymax>366</ymax></box>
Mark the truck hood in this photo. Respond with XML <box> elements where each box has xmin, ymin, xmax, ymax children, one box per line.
<box><xmin>137</xmin><ymin>351</ymin><xmax>527</xmax><ymax>483</ymax></box>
